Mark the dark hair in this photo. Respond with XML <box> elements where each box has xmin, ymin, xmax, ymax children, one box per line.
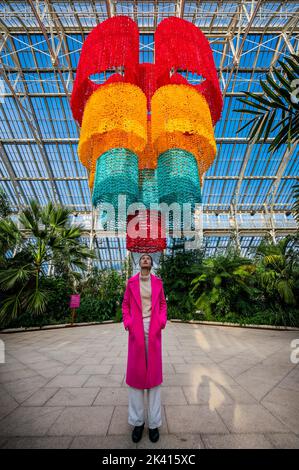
<box><xmin>139</xmin><ymin>254</ymin><xmax>153</xmax><ymax>267</ymax></box>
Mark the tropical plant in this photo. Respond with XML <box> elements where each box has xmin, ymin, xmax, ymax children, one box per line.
<box><xmin>5</xmin><ymin>276</ymin><xmax>73</xmax><ymax>328</ymax></box>
<box><xmin>0</xmin><ymin>199</ymin><xmax>96</xmax><ymax>327</ymax></box>
<box><xmin>235</xmin><ymin>53</ymin><xmax>299</xmax><ymax>153</ymax></box>
<box><xmin>77</xmin><ymin>267</ymin><xmax>126</xmax><ymax>322</ymax></box>
<box><xmin>0</xmin><ymin>186</ymin><xmax>12</xmax><ymax>218</ymax></box>
<box><xmin>0</xmin><ymin>217</ymin><xmax>24</xmax><ymax>266</ymax></box>
<box><xmin>253</xmin><ymin>235</ymin><xmax>299</xmax><ymax>307</ymax></box>
<box><xmin>190</xmin><ymin>248</ymin><xmax>259</xmax><ymax>319</ymax></box>
<box><xmin>156</xmin><ymin>248</ymin><xmax>205</xmax><ymax>318</ymax></box>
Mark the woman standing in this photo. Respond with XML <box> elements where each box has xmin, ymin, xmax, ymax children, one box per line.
<box><xmin>122</xmin><ymin>253</ymin><xmax>167</xmax><ymax>443</ymax></box>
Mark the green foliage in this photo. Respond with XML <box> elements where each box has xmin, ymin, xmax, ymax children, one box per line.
<box><xmin>5</xmin><ymin>276</ymin><xmax>72</xmax><ymax>328</ymax></box>
<box><xmin>253</xmin><ymin>235</ymin><xmax>299</xmax><ymax>325</ymax></box>
<box><xmin>165</xmin><ymin>304</ymin><xmax>194</xmax><ymax>322</ymax></box>
<box><xmin>76</xmin><ymin>296</ymin><xmax>110</xmax><ymax>322</ymax></box>
<box><xmin>76</xmin><ymin>267</ymin><xmax>126</xmax><ymax>323</ymax></box>
<box><xmin>190</xmin><ymin>247</ymin><xmax>261</xmax><ymax>320</ymax></box>
<box><xmin>156</xmin><ymin>247</ymin><xmax>205</xmax><ymax>318</ymax></box>
<box><xmin>0</xmin><ymin>187</ymin><xmax>12</xmax><ymax>219</ymax></box>
<box><xmin>2</xmin><ymin>268</ymin><xmax>127</xmax><ymax>328</ymax></box>
<box><xmin>1</xmin><ymin>196</ymin><xmax>298</xmax><ymax>329</ymax></box>
<box><xmin>0</xmin><ymin>199</ymin><xmax>96</xmax><ymax>328</ymax></box>
<box><xmin>162</xmin><ymin>240</ymin><xmax>299</xmax><ymax>327</ymax></box>
<box><xmin>235</xmin><ymin>54</ymin><xmax>299</xmax><ymax>153</ymax></box>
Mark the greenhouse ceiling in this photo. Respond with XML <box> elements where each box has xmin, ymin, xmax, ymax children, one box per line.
<box><xmin>0</xmin><ymin>1</ymin><xmax>298</xmax><ymax>262</ymax></box>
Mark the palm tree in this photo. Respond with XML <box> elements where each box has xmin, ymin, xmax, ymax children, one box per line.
<box><xmin>0</xmin><ymin>217</ymin><xmax>24</xmax><ymax>265</ymax></box>
<box><xmin>0</xmin><ymin>199</ymin><xmax>96</xmax><ymax>327</ymax></box>
<box><xmin>235</xmin><ymin>54</ymin><xmax>299</xmax><ymax>153</ymax></box>
<box><xmin>190</xmin><ymin>249</ymin><xmax>258</xmax><ymax>319</ymax></box>
<box><xmin>0</xmin><ymin>186</ymin><xmax>12</xmax><ymax>218</ymax></box>
<box><xmin>254</xmin><ymin>235</ymin><xmax>299</xmax><ymax>310</ymax></box>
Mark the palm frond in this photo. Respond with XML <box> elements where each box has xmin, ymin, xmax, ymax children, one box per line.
<box><xmin>234</xmin><ymin>53</ymin><xmax>299</xmax><ymax>153</ymax></box>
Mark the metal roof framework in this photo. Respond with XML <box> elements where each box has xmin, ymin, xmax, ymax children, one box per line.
<box><xmin>0</xmin><ymin>0</ymin><xmax>298</xmax><ymax>264</ymax></box>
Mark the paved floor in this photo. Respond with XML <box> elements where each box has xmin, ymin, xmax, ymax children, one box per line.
<box><xmin>0</xmin><ymin>321</ymin><xmax>299</xmax><ymax>449</ymax></box>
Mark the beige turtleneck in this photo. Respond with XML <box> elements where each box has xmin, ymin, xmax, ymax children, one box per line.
<box><xmin>140</xmin><ymin>272</ymin><xmax>152</xmax><ymax>319</ymax></box>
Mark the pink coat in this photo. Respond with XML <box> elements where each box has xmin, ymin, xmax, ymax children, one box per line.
<box><xmin>122</xmin><ymin>272</ymin><xmax>167</xmax><ymax>389</ymax></box>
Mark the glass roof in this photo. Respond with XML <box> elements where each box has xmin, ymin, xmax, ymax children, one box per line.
<box><xmin>0</xmin><ymin>1</ymin><xmax>298</xmax><ymax>262</ymax></box>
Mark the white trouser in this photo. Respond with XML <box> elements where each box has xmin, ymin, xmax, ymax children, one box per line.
<box><xmin>128</xmin><ymin>316</ymin><xmax>162</xmax><ymax>429</ymax></box>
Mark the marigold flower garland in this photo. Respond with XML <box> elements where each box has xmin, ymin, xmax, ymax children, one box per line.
<box><xmin>151</xmin><ymin>84</ymin><xmax>216</xmax><ymax>181</ymax></box>
<box><xmin>70</xmin><ymin>15</ymin><xmax>223</xmax><ymax>252</ymax></box>
<box><xmin>78</xmin><ymin>82</ymin><xmax>147</xmax><ymax>171</ymax></box>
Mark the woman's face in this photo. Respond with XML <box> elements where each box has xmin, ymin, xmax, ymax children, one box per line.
<box><xmin>139</xmin><ymin>255</ymin><xmax>152</xmax><ymax>269</ymax></box>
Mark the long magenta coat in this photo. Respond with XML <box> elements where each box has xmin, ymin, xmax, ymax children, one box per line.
<box><xmin>122</xmin><ymin>272</ymin><xmax>167</xmax><ymax>389</ymax></box>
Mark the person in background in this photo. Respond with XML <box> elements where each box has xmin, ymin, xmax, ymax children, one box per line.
<box><xmin>122</xmin><ymin>253</ymin><xmax>167</xmax><ymax>443</ymax></box>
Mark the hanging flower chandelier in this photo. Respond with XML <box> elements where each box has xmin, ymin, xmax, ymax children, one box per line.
<box><xmin>70</xmin><ymin>15</ymin><xmax>223</xmax><ymax>253</ymax></box>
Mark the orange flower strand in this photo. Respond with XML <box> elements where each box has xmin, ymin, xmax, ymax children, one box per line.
<box><xmin>78</xmin><ymin>82</ymin><xmax>147</xmax><ymax>167</ymax></box>
<box><xmin>151</xmin><ymin>84</ymin><xmax>214</xmax><ymax>133</ymax></box>
<box><xmin>138</xmin><ymin>120</ymin><xmax>157</xmax><ymax>169</ymax></box>
<box><xmin>154</xmin><ymin>132</ymin><xmax>216</xmax><ymax>175</ymax></box>
<box><xmin>151</xmin><ymin>84</ymin><xmax>217</xmax><ymax>174</ymax></box>
<box><xmin>79</xmin><ymin>130</ymin><xmax>146</xmax><ymax>170</ymax></box>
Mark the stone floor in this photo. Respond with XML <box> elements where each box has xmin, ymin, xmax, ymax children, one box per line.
<box><xmin>0</xmin><ymin>321</ymin><xmax>299</xmax><ymax>449</ymax></box>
